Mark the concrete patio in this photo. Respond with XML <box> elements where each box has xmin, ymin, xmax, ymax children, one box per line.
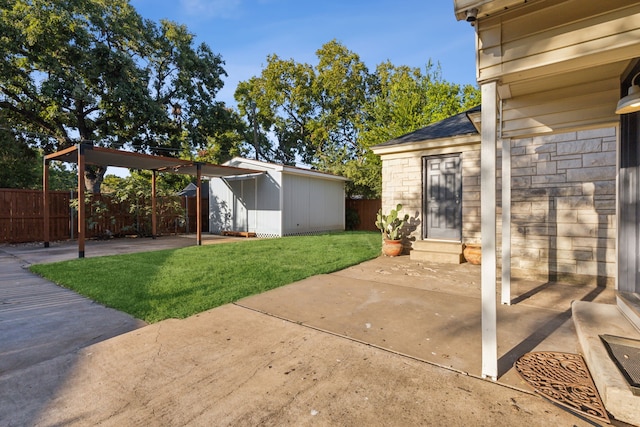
<box><xmin>0</xmin><ymin>236</ymin><xmax>620</xmax><ymax>425</ymax></box>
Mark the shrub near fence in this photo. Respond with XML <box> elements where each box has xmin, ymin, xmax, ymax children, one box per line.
<box><xmin>0</xmin><ymin>188</ymin><xmax>208</xmax><ymax>244</ymax></box>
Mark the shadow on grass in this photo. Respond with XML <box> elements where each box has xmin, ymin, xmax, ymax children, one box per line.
<box><xmin>30</xmin><ymin>232</ymin><xmax>381</xmax><ymax>323</ymax></box>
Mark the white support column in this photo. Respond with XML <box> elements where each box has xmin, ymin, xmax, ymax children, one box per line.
<box><xmin>481</xmin><ymin>81</ymin><xmax>498</xmax><ymax>380</ymax></box>
<box><xmin>501</xmin><ymin>137</ymin><xmax>511</xmax><ymax>305</ymax></box>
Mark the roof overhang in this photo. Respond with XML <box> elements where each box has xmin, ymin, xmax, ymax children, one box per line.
<box><xmin>224</xmin><ymin>157</ymin><xmax>350</xmax><ymax>182</ymax></box>
<box><xmin>453</xmin><ymin>0</ymin><xmax>530</xmax><ymax>22</ymax></box>
<box><xmin>371</xmin><ymin>133</ymin><xmax>480</xmax><ymax>156</ymax></box>
<box><xmin>45</xmin><ymin>144</ymin><xmax>261</xmax><ymax>177</ymax></box>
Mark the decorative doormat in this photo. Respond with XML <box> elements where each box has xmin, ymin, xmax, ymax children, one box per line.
<box><xmin>514</xmin><ymin>351</ymin><xmax>610</xmax><ymax>424</ymax></box>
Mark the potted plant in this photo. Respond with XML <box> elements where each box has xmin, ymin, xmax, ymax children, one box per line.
<box><xmin>375</xmin><ymin>204</ymin><xmax>409</xmax><ymax>257</ymax></box>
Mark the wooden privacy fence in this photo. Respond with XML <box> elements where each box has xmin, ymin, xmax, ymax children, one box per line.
<box><xmin>2</xmin><ymin>189</ymin><xmax>378</xmax><ymax>243</ymax></box>
<box><xmin>346</xmin><ymin>198</ymin><xmax>381</xmax><ymax>232</ymax></box>
<box><xmin>0</xmin><ymin>188</ymin><xmax>208</xmax><ymax>244</ymax></box>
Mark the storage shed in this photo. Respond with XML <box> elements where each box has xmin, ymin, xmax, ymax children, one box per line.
<box><xmin>208</xmin><ymin>158</ymin><xmax>348</xmax><ymax>237</ymax></box>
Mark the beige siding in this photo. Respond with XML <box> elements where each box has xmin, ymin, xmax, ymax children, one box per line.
<box><xmin>475</xmin><ymin>0</ymin><xmax>640</xmax><ymax>138</ymax></box>
<box><xmin>501</xmin><ymin>76</ymin><xmax>620</xmax><ymax>137</ymax></box>
<box><xmin>478</xmin><ymin>1</ymin><xmax>640</xmax><ymax>83</ymax></box>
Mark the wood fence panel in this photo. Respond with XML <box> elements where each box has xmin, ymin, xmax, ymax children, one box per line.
<box><xmin>0</xmin><ymin>189</ymin><xmax>70</xmax><ymax>243</ymax></box>
<box><xmin>1</xmin><ymin>189</ymin><xmax>209</xmax><ymax>244</ymax></box>
<box><xmin>346</xmin><ymin>199</ymin><xmax>381</xmax><ymax>232</ymax></box>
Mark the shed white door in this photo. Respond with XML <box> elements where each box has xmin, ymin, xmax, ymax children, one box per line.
<box><xmin>424</xmin><ymin>154</ymin><xmax>462</xmax><ymax>240</ymax></box>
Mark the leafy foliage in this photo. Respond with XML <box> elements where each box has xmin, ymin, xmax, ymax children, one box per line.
<box><xmin>104</xmin><ymin>170</ymin><xmax>187</xmax><ymax>236</ymax></box>
<box><xmin>234</xmin><ymin>41</ymin><xmax>480</xmax><ymax>198</ymax></box>
<box><xmin>0</xmin><ymin>126</ymin><xmax>76</xmax><ymax>189</ymax></box>
<box><xmin>0</xmin><ymin>0</ymin><xmax>232</xmax><ymax>192</ymax></box>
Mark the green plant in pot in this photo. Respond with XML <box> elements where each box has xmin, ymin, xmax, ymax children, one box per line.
<box><xmin>375</xmin><ymin>204</ymin><xmax>409</xmax><ymax>256</ymax></box>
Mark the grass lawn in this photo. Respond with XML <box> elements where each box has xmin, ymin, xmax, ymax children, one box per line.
<box><xmin>30</xmin><ymin>232</ymin><xmax>381</xmax><ymax>323</ymax></box>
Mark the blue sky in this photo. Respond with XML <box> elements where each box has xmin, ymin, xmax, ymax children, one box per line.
<box><xmin>130</xmin><ymin>0</ymin><xmax>478</xmax><ymax>107</ymax></box>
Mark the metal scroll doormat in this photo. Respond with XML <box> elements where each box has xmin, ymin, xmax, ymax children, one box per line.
<box><xmin>600</xmin><ymin>334</ymin><xmax>640</xmax><ymax>396</ymax></box>
<box><xmin>514</xmin><ymin>351</ymin><xmax>610</xmax><ymax>424</ymax></box>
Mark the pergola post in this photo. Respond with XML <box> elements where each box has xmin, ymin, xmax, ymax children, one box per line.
<box><xmin>481</xmin><ymin>80</ymin><xmax>498</xmax><ymax>380</ymax></box>
<box><xmin>43</xmin><ymin>158</ymin><xmax>50</xmax><ymax>248</ymax></box>
<box><xmin>151</xmin><ymin>170</ymin><xmax>157</xmax><ymax>239</ymax></box>
<box><xmin>196</xmin><ymin>163</ymin><xmax>202</xmax><ymax>246</ymax></box>
<box><xmin>77</xmin><ymin>144</ymin><xmax>86</xmax><ymax>258</ymax></box>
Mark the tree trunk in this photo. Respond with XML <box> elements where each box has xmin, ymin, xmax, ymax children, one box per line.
<box><xmin>84</xmin><ymin>165</ymin><xmax>107</xmax><ymax>194</ymax></box>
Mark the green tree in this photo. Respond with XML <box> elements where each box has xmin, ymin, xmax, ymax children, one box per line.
<box><xmin>234</xmin><ymin>41</ymin><xmax>480</xmax><ymax>198</ymax></box>
<box><xmin>311</xmin><ymin>40</ymin><xmax>371</xmax><ymax>172</ymax></box>
<box><xmin>0</xmin><ymin>0</ymin><xmax>228</xmax><ymax>193</ymax></box>
<box><xmin>355</xmin><ymin>62</ymin><xmax>479</xmax><ymax>196</ymax></box>
<box><xmin>195</xmin><ymin>108</ymin><xmax>250</xmax><ymax>165</ymax></box>
<box><xmin>0</xmin><ymin>127</ymin><xmax>76</xmax><ymax>190</ymax></box>
<box><xmin>235</xmin><ymin>58</ymin><xmax>317</xmax><ymax>165</ymax></box>
<box><xmin>0</xmin><ymin>128</ymin><xmax>40</xmax><ymax>188</ymax></box>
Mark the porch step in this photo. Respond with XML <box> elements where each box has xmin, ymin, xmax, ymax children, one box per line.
<box><xmin>410</xmin><ymin>240</ymin><xmax>464</xmax><ymax>264</ymax></box>
<box><xmin>572</xmin><ymin>300</ymin><xmax>640</xmax><ymax>426</ymax></box>
<box><xmin>617</xmin><ymin>292</ymin><xmax>640</xmax><ymax>332</ymax></box>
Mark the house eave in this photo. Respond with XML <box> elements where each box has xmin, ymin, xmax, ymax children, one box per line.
<box><xmin>371</xmin><ymin>134</ymin><xmax>480</xmax><ymax>156</ymax></box>
<box><xmin>453</xmin><ymin>0</ymin><xmax>530</xmax><ymax>22</ymax></box>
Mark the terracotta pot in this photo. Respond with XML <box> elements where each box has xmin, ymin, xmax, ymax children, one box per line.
<box><xmin>382</xmin><ymin>239</ymin><xmax>403</xmax><ymax>257</ymax></box>
<box><xmin>463</xmin><ymin>244</ymin><xmax>481</xmax><ymax>265</ymax></box>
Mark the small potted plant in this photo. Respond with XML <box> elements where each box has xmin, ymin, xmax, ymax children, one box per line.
<box><xmin>375</xmin><ymin>204</ymin><xmax>409</xmax><ymax>257</ymax></box>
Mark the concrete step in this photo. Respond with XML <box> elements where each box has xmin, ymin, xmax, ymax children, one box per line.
<box><xmin>410</xmin><ymin>240</ymin><xmax>464</xmax><ymax>264</ymax></box>
<box><xmin>572</xmin><ymin>300</ymin><xmax>640</xmax><ymax>426</ymax></box>
<box><xmin>617</xmin><ymin>292</ymin><xmax>640</xmax><ymax>332</ymax></box>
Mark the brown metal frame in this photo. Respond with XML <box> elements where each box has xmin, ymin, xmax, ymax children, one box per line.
<box><xmin>43</xmin><ymin>143</ymin><xmax>261</xmax><ymax>258</ymax></box>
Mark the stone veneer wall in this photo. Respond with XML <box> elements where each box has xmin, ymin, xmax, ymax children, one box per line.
<box><xmin>379</xmin><ymin>127</ymin><xmax>617</xmax><ymax>285</ymax></box>
<box><xmin>380</xmin><ymin>143</ymin><xmax>481</xmax><ymax>244</ymax></box>
<box><xmin>510</xmin><ymin>127</ymin><xmax>617</xmax><ymax>286</ymax></box>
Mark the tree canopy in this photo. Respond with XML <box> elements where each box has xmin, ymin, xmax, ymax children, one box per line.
<box><xmin>234</xmin><ymin>40</ymin><xmax>480</xmax><ymax>198</ymax></box>
<box><xmin>0</xmin><ymin>0</ymin><xmax>233</xmax><ymax>192</ymax></box>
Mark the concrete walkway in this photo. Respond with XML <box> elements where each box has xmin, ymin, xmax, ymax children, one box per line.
<box><xmin>0</xmin><ymin>236</ymin><xmax>618</xmax><ymax>426</ymax></box>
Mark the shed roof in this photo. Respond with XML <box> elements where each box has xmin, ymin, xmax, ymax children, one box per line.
<box><xmin>225</xmin><ymin>157</ymin><xmax>350</xmax><ymax>182</ymax></box>
<box><xmin>372</xmin><ymin>105</ymin><xmax>480</xmax><ymax>149</ymax></box>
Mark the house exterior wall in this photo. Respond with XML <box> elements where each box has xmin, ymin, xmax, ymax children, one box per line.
<box><xmin>474</xmin><ymin>1</ymin><xmax>639</xmax><ymax>138</ymax></box>
<box><xmin>379</xmin><ymin>138</ymin><xmax>481</xmax><ymax>244</ymax></box>
<box><xmin>477</xmin><ymin>1</ymin><xmax>640</xmax><ymax>83</ymax></box>
<box><xmin>509</xmin><ymin>127</ymin><xmax>617</xmax><ymax>285</ymax></box>
<box><xmin>379</xmin><ymin>127</ymin><xmax>617</xmax><ymax>285</ymax></box>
